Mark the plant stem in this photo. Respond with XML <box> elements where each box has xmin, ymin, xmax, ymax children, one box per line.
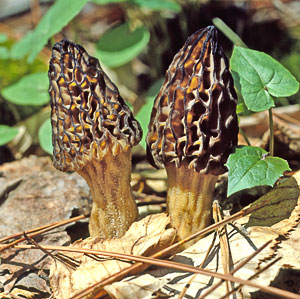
<box><xmin>239</xmin><ymin>128</ymin><xmax>251</xmax><ymax>146</ymax></box>
<box><xmin>212</xmin><ymin>17</ymin><xmax>247</xmax><ymax>47</ymax></box>
<box><xmin>268</xmin><ymin>108</ymin><xmax>274</xmax><ymax>156</ymax></box>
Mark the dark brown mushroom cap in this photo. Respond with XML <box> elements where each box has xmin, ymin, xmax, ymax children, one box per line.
<box><xmin>146</xmin><ymin>26</ymin><xmax>238</xmax><ymax>175</ymax></box>
<box><xmin>49</xmin><ymin>39</ymin><xmax>142</xmax><ymax>172</ymax></box>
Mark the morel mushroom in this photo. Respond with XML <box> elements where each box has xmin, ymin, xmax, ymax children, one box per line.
<box><xmin>146</xmin><ymin>26</ymin><xmax>238</xmax><ymax>244</ymax></box>
<box><xmin>49</xmin><ymin>40</ymin><xmax>142</xmax><ymax>239</ymax></box>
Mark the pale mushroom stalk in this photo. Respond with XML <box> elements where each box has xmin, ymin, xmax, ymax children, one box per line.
<box><xmin>166</xmin><ymin>162</ymin><xmax>218</xmax><ymax>240</ymax></box>
<box><xmin>48</xmin><ymin>40</ymin><xmax>142</xmax><ymax>239</ymax></box>
<box><xmin>78</xmin><ymin>151</ymin><xmax>137</xmax><ymax>238</ymax></box>
<box><xmin>146</xmin><ymin>26</ymin><xmax>238</xmax><ymax>246</ymax></box>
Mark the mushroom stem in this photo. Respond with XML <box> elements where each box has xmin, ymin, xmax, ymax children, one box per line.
<box><xmin>166</xmin><ymin>163</ymin><xmax>218</xmax><ymax>246</ymax></box>
<box><xmin>78</xmin><ymin>150</ymin><xmax>138</xmax><ymax>239</ymax></box>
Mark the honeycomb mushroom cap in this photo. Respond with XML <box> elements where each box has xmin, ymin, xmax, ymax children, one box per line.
<box><xmin>146</xmin><ymin>25</ymin><xmax>238</xmax><ymax>176</ymax></box>
<box><xmin>49</xmin><ymin>40</ymin><xmax>142</xmax><ymax>172</ymax></box>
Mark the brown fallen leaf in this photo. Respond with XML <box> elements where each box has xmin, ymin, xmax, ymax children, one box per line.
<box><xmin>241</xmin><ymin>175</ymin><xmax>299</xmax><ymax>228</ymax></box>
<box><xmin>49</xmin><ymin>213</ymin><xmax>176</xmax><ymax>299</ymax></box>
<box><xmin>102</xmin><ymin>171</ymin><xmax>300</xmax><ymax>298</ymax></box>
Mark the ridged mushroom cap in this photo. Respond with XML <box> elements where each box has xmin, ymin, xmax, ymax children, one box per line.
<box><xmin>146</xmin><ymin>26</ymin><xmax>238</xmax><ymax>175</ymax></box>
<box><xmin>49</xmin><ymin>39</ymin><xmax>142</xmax><ymax>172</ymax></box>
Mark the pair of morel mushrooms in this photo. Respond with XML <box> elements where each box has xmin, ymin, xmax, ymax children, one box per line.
<box><xmin>49</xmin><ymin>25</ymin><xmax>238</xmax><ymax>245</ymax></box>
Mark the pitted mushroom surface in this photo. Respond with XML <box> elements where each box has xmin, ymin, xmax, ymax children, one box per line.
<box><xmin>146</xmin><ymin>26</ymin><xmax>238</xmax><ymax>246</ymax></box>
<box><xmin>147</xmin><ymin>25</ymin><xmax>238</xmax><ymax>175</ymax></box>
<box><xmin>49</xmin><ymin>40</ymin><xmax>141</xmax><ymax>172</ymax></box>
<box><xmin>49</xmin><ymin>40</ymin><xmax>142</xmax><ymax>239</ymax></box>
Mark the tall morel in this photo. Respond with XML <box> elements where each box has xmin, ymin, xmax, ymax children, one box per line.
<box><xmin>49</xmin><ymin>39</ymin><xmax>142</xmax><ymax>239</ymax></box>
<box><xmin>146</xmin><ymin>25</ymin><xmax>238</xmax><ymax>245</ymax></box>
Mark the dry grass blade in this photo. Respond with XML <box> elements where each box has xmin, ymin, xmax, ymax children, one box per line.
<box><xmin>214</xmin><ymin>202</ymin><xmax>233</xmax><ymax>296</ymax></box>
<box><xmin>1</xmin><ymin>178</ymin><xmax>297</xmax><ymax>298</ymax></box>
<box><xmin>179</xmin><ymin>202</ymin><xmax>232</xmax><ymax>299</ymax></box>
<box><xmin>220</xmin><ymin>257</ymin><xmax>282</xmax><ymax>299</ymax></box>
<box><xmin>23</xmin><ymin>233</ymin><xmax>77</xmax><ymax>271</ymax></box>
<box><xmin>55</xmin><ymin>252</ymin><xmax>81</xmax><ymax>269</ymax></box>
<box><xmin>68</xmin><ymin>192</ymin><xmax>296</xmax><ymax>299</ymax></box>
<box><xmin>0</xmin><ymin>214</ymin><xmax>87</xmax><ymax>252</ymax></box>
<box><xmin>178</xmin><ymin>232</ymin><xmax>218</xmax><ymax>299</ymax></box>
<box><xmin>198</xmin><ymin>239</ymin><xmax>273</xmax><ymax>298</ymax></box>
<box><xmin>68</xmin><ymin>211</ymin><xmax>251</xmax><ymax>299</ymax></box>
<box><xmin>11</xmin><ymin>243</ymin><xmax>298</xmax><ymax>299</ymax></box>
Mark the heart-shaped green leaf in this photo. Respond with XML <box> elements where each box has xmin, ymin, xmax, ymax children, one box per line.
<box><xmin>231</xmin><ymin>46</ymin><xmax>299</xmax><ymax>112</ymax></box>
<box><xmin>1</xmin><ymin>72</ymin><xmax>49</xmax><ymax>106</ymax></box>
<box><xmin>0</xmin><ymin>125</ymin><xmax>19</xmax><ymax>146</ymax></box>
<box><xmin>96</xmin><ymin>22</ymin><xmax>150</xmax><ymax>68</ymax></box>
<box><xmin>38</xmin><ymin>118</ymin><xmax>53</xmax><ymax>155</ymax></box>
<box><xmin>226</xmin><ymin>146</ymin><xmax>290</xmax><ymax>196</ymax></box>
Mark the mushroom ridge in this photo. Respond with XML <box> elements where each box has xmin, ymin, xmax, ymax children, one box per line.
<box><xmin>146</xmin><ymin>25</ymin><xmax>238</xmax><ymax>175</ymax></box>
<box><xmin>49</xmin><ymin>39</ymin><xmax>142</xmax><ymax>172</ymax></box>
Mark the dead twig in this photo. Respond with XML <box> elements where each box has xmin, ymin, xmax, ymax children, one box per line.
<box><xmin>23</xmin><ymin>233</ymin><xmax>78</xmax><ymax>271</ymax></box>
<box><xmin>198</xmin><ymin>240</ymin><xmax>273</xmax><ymax>298</ymax></box>
<box><xmin>5</xmin><ymin>242</ymin><xmax>298</xmax><ymax>299</ymax></box>
<box><xmin>178</xmin><ymin>231</ymin><xmax>218</xmax><ymax>299</ymax></box>
<box><xmin>0</xmin><ymin>214</ymin><xmax>88</xmax><ymax>252</ymax></box>
<box><xmin>220</xmin><ymin>256</ymin><xmax>282</xmax><ymax>299</ymax></box>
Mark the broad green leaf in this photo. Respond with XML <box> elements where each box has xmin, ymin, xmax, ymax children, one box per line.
<box><xmin>0</xmin><ymin>33</ymin><xmax>8</xmax><ymax>43</ymax></box>
<box><xmin>92</xmin><ymin>0</ymin><xmax>124</xmax><ymax>3</ymax></box>
<box><xmin>231</xmin><ymin>70</ymin><xmax>241</xmax><ymax>94</ymax></box>
<box><xmin>91</xmin><ymin>0</ymin><xmax>180</xmax><ymax>11</ymax></box>
<box><xmin>130</xmin><ymin>0</ymin><xmax>181</xmax><ymax>12</ymax></box>
<box><xmin>10</xmin><ymin>31</ymin><xmax>34</xmax><ymax>60</ymax></box>
<box><xmin>0</xmin><ymin>46</ymin><xmax>9</xmax><ymax>59</ymax></box>
<box><xmin>0</xmin><ymin>125</ymin><xmax>19</xmax><ymax>146</ymax></box>
<box><xmin>231</xmin><ymin>46</ymin><xmax>299</xmax><ymax>112</ymax></box>
<box><xmin>96</xmin><ymin>22</ymin><xmax>150</xmax><ymax>68</ymax></box>
<box><xmin>11</xmin><ymin>0</ymin><xmax>89</xmax><ymax>63</ymax></box>
<box><xmin>38</xmin><ymin>118</ymin><xmax>53</xmax><ymax>155</ymax></box>
<box><xmin>226</xmin><ymin>146</ymin><xmax>290</xmax><ymax>196</ymax></box>
<box><xmin>1</xmin><ymin>72</ymin><xmax>49</xmax><ymax>106</ymax></box>
<box><xmin>135</xmin><ymin>78</ymin><xmax>164</xmax><ymax>149</ymax></box>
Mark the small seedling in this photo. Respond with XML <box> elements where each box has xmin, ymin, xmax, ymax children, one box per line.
<box><xmin>226</xmin><ymin>46</ymin><xmax>299</xmax><ymax>196</ymax></box>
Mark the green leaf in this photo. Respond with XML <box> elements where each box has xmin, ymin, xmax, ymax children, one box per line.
<box><xmin>231</xmin><ymin>46</ymin><xmax>299</xmax><ymax>112</ymax></box>
<box><xmin>226</xmin><ymin>146</ymin><xmax>290</xmax><ymax>196</ymax></box>
<box><xmin>38</xmin><ymin>118</ymin><xmax>53</xmax><ymax>155</ymax></box>
<box><xmin>130</xmin><ymin>0</ymin><xmax>181</xmax><ymax>12</ymax></box>
<box><xmin>11</xmin><ymin>0</ymin><xmax>89</xmax><ymax>63</ymax></box>
<box><xmin>10</xmin><ymin>31</ymin><xmax>34</xmax><ymax>60</ymax></box>
<box><xmin>0</xmin><ymin>33</ymin><xmax>8</xmax><ymax>44</ymax></box>
<box><xmin>135</xmin><ymin>78</ymin><xmax>164</xmax><ymax>149</ymax></box>
<box><xmin>0</xmin><ymin>46</ymin><xmax>9</xmax><ymax>59</ymax></box>
<box><xmin>0</xmin><ymin>125</ymin><xmax>19</xmax><ymax>146</ymax></box>
<box><xmin>91</xmin><ymin>0</ymin><xmax>124</xmax><ymax>3</ymax></box>
<box><xmin>1</xmin><ymin>72</ymin><xmax>49</xmax><ymax>106</ymax></box>
<box><xmin>236</xmin><ymin>102</ymin><xmax>247</xmax><ymax>115</ymax></box>
<box><xmin>96</xmin><ymin>22</ymin><xmax>150</xmax><ymax>68</ymax></box>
